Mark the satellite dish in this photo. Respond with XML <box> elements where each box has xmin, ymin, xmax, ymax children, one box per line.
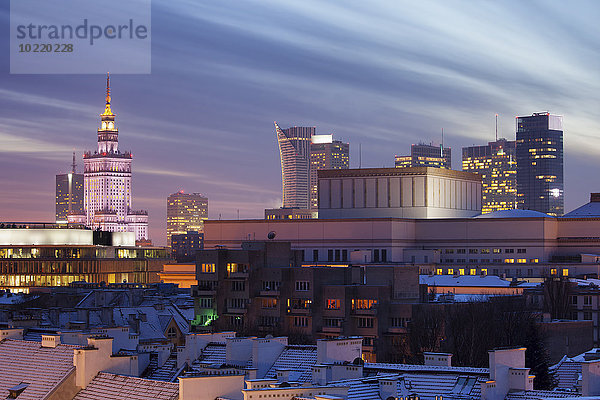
<box><xmin>267</xmin><ymin>231</ymin><xmax>276</xmax><ymax>240</ymax></box>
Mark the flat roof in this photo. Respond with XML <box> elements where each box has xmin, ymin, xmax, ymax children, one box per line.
<box><xmin>318</xmin><ymin>166</ymin><xmax>481</xmax><ymax>181</ymax></box>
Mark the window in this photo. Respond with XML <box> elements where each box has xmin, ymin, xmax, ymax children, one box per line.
<box><xmin>584</xmin><ymin>296</ymin><xmax>592</xmax><ymax>306</ymax></box>
<box><xmin>381</xmin><ymin>249</ymin><xmax>387</xmax><ymax>262</ymax></box>
<box><xmin>261</xmin><ymin>298</ymin><xmax>277</xmax><ymax>308</ymax></box>
<box><xmin>261</xmin><ymin>316</ymin><xmax>280</xmax><ymax>327</ymax></box>
<box><xmin>357</xmin><ymin>317</ymin><xmax>374</xmax><ymax>328</ymax></box>
<box><xmin>326</xmin><ymin>299</ymin><xmax>341</xmax><ymax>309</ymax></box>
<box><xmin>445</xmin><ymin>249</ymin><xmax>454</xmax><ymax>254</ymax></box>
<box><xmin>517</xmin><ymin>259</ymin><xmax>526</xmax><ymax>263</ymax></box>
<box><xmin>504</xmin><ymin>259</ymin><xmax>514</xmax><ymax>263</ymax></box>
<box><xmin>505</xmin><ymin>249</ymin><xmax>514</xmax><ymax>254</ymax></box>
<box><xmin>459</xmin><ymin>268</ymin><xmax>465</xmax><ymax>275</ymax></box>
<box><xmin>530</xmin><ymin>259</ymin><xmax>539</xmax><ymax>263</ymax></box>
<box><xmin>390</xmin><ymin>317</ymin><xmax>410</xmax><ymax>328</ymax></box>
<box><xmin>572</xmin><ymin>296</ymin><xmax>578</xmax><ymax>305</ymax></box>
<box><xmin>328</xmin><ymin>249</ymin><xmax>333</xmax><ymax>262</ymax></box>
<box><xmin>363</xmin><ymin>337</ymin><xmax>374</xmax><ymax>346</ymax></box>
<box><xmin>493</xmin><ymin>249</ymin><xmax>501</xmax><ymax>254</ymax></box>
<box><xmin>424</xmin><ymin>255</ymin><xmax>429</xmax><ymax>263</ymax></box>
<box><xmin>469</xmin><ymin>249</ymin><xmax>478</xmax><ymax>254</ymax></box>
<box><xmin>342</xmin><ymin>250</ymin><xmax>348</xmax><ymax>262</ymax></box>
<box><xmin>457</xmin><ymin>249</ymin><xmax>466</xmax><ymax>254</ymax></box>
<box><xmin>550</xmin><ymin>268</ymin><xmax>557</xmax><ymax>276</ymax></box>
<box><xmin>335</xmin><ymin>249</ymin><xmax>341</xmax><ymax>262</ymax></box>
<box><xmin>200</xmin><ymin>263</ymin><xmax>215</xmax><ymax>273</ymax></box>
<box><xmin>229</xmin><ymin>298</ymin><xmax>247</xmax><ymax>309</ymax></box>
<box><xmin>436</xmin><ymin>268</ymin><xmax>443</xmax><ymax>275</ymax></box>
<box><xmin>197</xmin><ymin>298</ymin><xmax>212</xmax><ymax>308</ymax></box>
<box><xmin>517</xmin><ymin>249</ymin><xmax>527</xmax><ymax>254</ymax></box>
<box><xmin>226</xmin><ymin>263</ymin><xmax>247</xmax><ymax>275</ymax></box>
<box><xmin>353</xmin><ymin>299</ymin><xmax>378</xmax><ymax>309</ymax></box>
<box><xmin>562</xmin><ymin>268</ymin><xmax>569</xmax><ymax>277</ymax></box>
<box><xmin>323</xmin><ymin>318</ymin><xmax>342</xmax><ymax>327</ymax></box>
<box><xmin>584</xmin><ymin>312</ymin><xmax>592</xmax><ymax>321</ymax></box>
<box><xmin>373</xmin><ymin>249</ymin><xmax>380</xmax><ymax>262</ymax></box>
<box><xmin>294</xmin><ymin>317</ymin><xmax>309</xmax><ymax>327</ymax></box>
<box><xmin>295</xmin><ymin>281</ymin><xmax>310</xmax><ymax>291</ymax></box>
<box><xmin>167</xmin><ymin>327</ymin><xmax>177</xmax><ymax>339</ymax></box>
<box><xmin>231</xmin><ymin>281</ymin><xmax>245</xmax><ymax>291</ymax></box>
<box><xmin>481</xmin><ymin>269</ymin><xmax>487</xmax><ymax>275</ymax></box>
<box><xmin>262</xmin><ymin>281</ymin><xmax>281</xmax><ymax>291</ymax></box>
<box><xmin>470</xmin><ymin>268</ymin><xmax>476</xmax><ymax>275</ymax></box>
<box><xmin>313</xmin><ymin>249</ymin><xmax>319</xmax><ymax>261</ymax></box>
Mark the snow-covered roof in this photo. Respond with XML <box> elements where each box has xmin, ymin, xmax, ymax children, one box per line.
<box><xmin>264</xmin><ymin>345</ymin><xmax>318</xmax><ymax>383</ymax></box>
<box><xmin>420</xmin><ymin>274</ymin><xmax>515</xmax><ymax>288</ymax></box>
<box><xmin>74</xmin><ymin>372</ymin><xmax>179</xmax><ymax>400</ymax></box>
<box><xmin>563</xmin><ymin>201</ymin><xmax>600</xmax><ymax>218</ymax></box>
<box><xmin>0</xmin><ymin>339</ymin><xmax>79</xmax><ymax>400</ymax></box>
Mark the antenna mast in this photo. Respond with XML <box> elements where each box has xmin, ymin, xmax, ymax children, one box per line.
<box><xmin>495</xmin><ymin>113</ymin><xmax>498</xmax><ymax>141</ymax></box>
<box><xmin>71</xmin><ymin>152</ymin><xmax>77</xmax><ymax>174</ymax></box>
<box><xmin>441</xmin><ymin>128</ymin><xmax>444</xmax><ymax>157</ymax></box>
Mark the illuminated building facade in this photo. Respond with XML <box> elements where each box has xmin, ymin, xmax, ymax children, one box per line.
<box><xmin>309</xmin><ymin>135</ymin><xmax>349</xmax><ymax>209</ymax></box>
<box><xmin>275</xmin><ymin>122</ymin><xmax>314</xmax><ymax>209</ymax></box>
<box><xmin>395</xmin><ymin>143</ymin><xmax>451</xmax><ymax>169</ymax></box>
<box><xmin>516</xmin><ymin>113</ymin><xmax>564</xmax><ymax>216</ymax></box>
<box><xmin>166</xmin><ymin>191</ymin><xmax>208</xmax><ymax>247</ymax></box>
<box><xmin>462</xmin><ymin>139</ymin><xmax>517</xmax><ymax>213</ymax></box>
<box><xmin>55</xmin><ymin>154</ymin><xmax>84</xmax><ymax>223</ymax></box>
<box><xmin>69</xmin><ymin>74</ymin><xmax>148</xmax><ymax>240</ymax></box>
<box><xmin>0</xmin><ymin>225</ymin><xmax>168</xmax><ymax>292</ymax></box>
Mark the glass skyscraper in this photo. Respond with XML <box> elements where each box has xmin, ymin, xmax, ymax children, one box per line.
<box><xmin>275</xmin><ymin>122</ymin><xmax>314</xmax><ymax>209</ymax></box>
<box><xmin>167</xmin><ymin>191</ymin><xmax>208</xmax><ymax>247</ymax></box>
<box><xmin>516</xmin><ymin>113</ymin><xmax>564</xmax><ymax>216</ymax></box>
<box><xmin>309</xmin><ymin>135</ymin><xmax>349</xmax><ymax>209</ymax></box>
<box><xmin>462</xmin><ymin>139</ymin><xmax>517</xmax><ymax>213</ymax></box>
<box><xmin>395</xmin><ymin>143</ymin><xmax>451</xmax><ymax>169</ymax></box>
<box><xmin>55</xmin><ymin>154</ymin><xmax>84</xmax><ymax>223</ymax></box>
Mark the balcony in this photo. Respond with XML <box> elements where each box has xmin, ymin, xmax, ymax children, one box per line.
<box><xmin>351</xmin><ymin>308</ymin><xmax>377</xmax><ymax>316</ymax></box>
<box><xmin>226</xmin><ymin>307</ymin><xmax>247</xmax><ymax>314</ymax></box>
<box><xmin>321</xmin><ymin>326</ymin><xmax>342</xmax><ymax>333</ymax></box>
<box><xmin>259</xmin><ymin>290</ymin><xmax>280</xmax><ymax>297</ymax></box>
<box><xmin>226</xmin><ymin>271</ymin><xmax>249</xmax><ymax>279</ymax></box>
<box><xmin>386</xmin><ymin>327</ymin><xmax>408</xmax><ymax>334</ymax></box>
<box><xmin>287</xmin><ymin>307</ymin><xmax>311</xmax><ymax>315</ymax></box>
<box><xmin>193</xmin><ymin>288</ymin><xmax>216</xmax><ymax>296</ymax></box>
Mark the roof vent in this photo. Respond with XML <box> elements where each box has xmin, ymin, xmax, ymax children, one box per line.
<box><xmin>8</xmin><ymin>383</ymin><xmax>29</xmax><ymax>399</ymax></box>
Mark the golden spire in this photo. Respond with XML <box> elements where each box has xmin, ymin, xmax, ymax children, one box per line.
<box><xmin>102</xmin><ymin>72</ymin><xmax>113</xmax><ymax>116</ymax></box>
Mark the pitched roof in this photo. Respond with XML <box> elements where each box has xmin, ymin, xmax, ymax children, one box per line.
<box><xmin>0</xmin><ymin>339</ymin><xmax>78</xmax><ymax>400</ymax></box>
<box><xmin>264</xmin><ymin>345</ymin><xmax>318</xmax><ymax>383</ymax></box>
<box><xmin>112</xmin><ymin>305</ymin><xmax>189</xmax><ymax>342</ymax></box>
<box><xmin>73</xmin><ymin>372</ymin><xmax>179</xmax><ymax>400</ymax></box>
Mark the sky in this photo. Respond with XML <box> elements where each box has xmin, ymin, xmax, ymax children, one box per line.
<box><xmin>0</xmin><ymin>0</ymin><xmax>599</xmax><ymax>245</ymax></box>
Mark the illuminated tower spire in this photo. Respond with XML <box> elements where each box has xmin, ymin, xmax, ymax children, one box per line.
<box><xmin>97</xmin><ymin>72</ymin><xmax>118</xmax><ymax>153</ymax></box>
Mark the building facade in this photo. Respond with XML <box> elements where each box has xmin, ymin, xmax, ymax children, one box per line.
<box><xmin>0</xmin><ymin>226</ymin><xmax>168</xmax><ymax>292</ymax></box>
<box><xmin>317</xmin><ymin>167</ymin><xmax>482</xmax><ymax>219</ymax></box>
<box><xmin>309</xmin><ymin>135</ymin><xmax>349</xmax><ymax>209</ymax></box>
<box><xmin>275</xmin><ymin>122</ymin><xmax>314</xmax><ymax>209</ymax></box>
<box><xmin>516</xmin><ymin>113</ymin><xmax>564</xmax><ymax>216</ymax></box>
<box><xmin>167</xmin><ymin>191</ymin><xmax>208</xmax><ymax>247</ymax></box>
<box><xmin>55</xmin><ymin>154</ymin><xmax>84</xmax><ymax>223</ymax></box>
<box><xmin>462</xmin><ymin>138</ymin><xmax>517</xmax><ymax>213</ymax></box>
<box><xmin>69</xmin><ymin>74</ymin><xmax>148</xmax><ymax>240</ymax></box>
<box><xmin>171</xmin><ymin>230</ymin><xmax>204</xmax><ymax>262</ymax></box>
<box><xmin>395</xmin><ymin>143</ymin><xmax>451</xmax><ymax>169</ymax></box>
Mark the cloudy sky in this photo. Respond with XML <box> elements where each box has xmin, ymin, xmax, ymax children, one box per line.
<box><xmin>0</xmin><ymin>0</ymin><xmax>599</xmax><ymax>245</ymax></box>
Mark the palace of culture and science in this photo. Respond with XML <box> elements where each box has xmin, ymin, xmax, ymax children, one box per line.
<box><xmin>68</xmin><ymin>74</ymin><xmax>148</xmax><ymax>240</ymax></box>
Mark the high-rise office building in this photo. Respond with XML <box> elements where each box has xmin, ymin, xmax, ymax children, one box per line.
<box><xmin>309</xmin><ymin>135</ymin><xmax>349</xmax><ymax>209</ymax></box>
<box><xmin>462</xmin><ymin>139</ymin><xmax>517</xmax><ymax>214</ymax></box>
<box><xmin>167</xmin><ymin>191</ymin><xmax>208</xmax><ymax>247</ymax></box>
<box><xmin>68</xmin><ymin>74</ymin><xmax>149</xmax><ymax>240</ymax></box>
<box><xmin>395</xmin><ymin>143</ymin><xmax>451</xmax><ymax>169</ymax></box>
<box><xmin>516</xmin><ymin>113</ymin><xmax>564</xmax><ymax>216</ymax></box>
<box><xmin>275</xmin><ymin>122</ymin><xmax>314</xmax><ymax>209</ymax></box>
<box><xmin>55</xmin><ymin>153</ymin><xmax>84</xmax><ymax>223</ymax></box>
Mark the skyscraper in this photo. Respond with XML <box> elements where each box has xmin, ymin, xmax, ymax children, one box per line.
<box><xmin>462</xmin><ymin>139</ymin><xmax>517</xmax><ymax>213</ymax></box>
<box><xmin>55</xmin><ymin>153</ymin><xmax>84</xmax><ymax>223</ymax></box>
<box><xmin>516</xmin><ymin>112</ymin><xmax>564</xmax><ymax>216</ymax></box>
<box><xmin>275</xmin><ymin>122</ymin><xmax>314</xmax><ymax>209</ymax></box>
<box><xmin>69</xmin><ymin>74</ymin><xmax>149</xmax><ymax>240</ymax></box>
<box><xmin>395</xmin><ymin>143</ymin><xmax>451</xmax><ymax>169</ymax></box>
<box><xmin>167</xmin><ymin>191</ymin><xmax>208</xmax><ymax>247</ymax></box>
<box><xmin>309</xmin><ymin>135</ymin><xmax>349</xmax><ymax>209</ymax></box>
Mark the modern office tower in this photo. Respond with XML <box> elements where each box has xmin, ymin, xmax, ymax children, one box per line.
<box><xmin>275</xmin><ymin>122</ymin><xmax>314</xmax><ymax>209</ymax></box>
<box><xmin>395</xmin><ymin>143</ymin><xmax>451</xmax><ymax>169</ymax></box>
<box><xmin>171</xmin><ymin>230</ymin><xmax>204</xmax><ymax>262</ymax></box>
<box><xmin>69</xmin><ymin>74</ymin><xmax>148</xmax><ymax>240</ymax></box>
<box><xmin>462</xmin><ymin>139</ymin><xmax>517</xmax><ymax>214</ymax></box>
<box><xmin>516</xmin><ymin>113</ymin><xmax>564</xmax><ymax>216</ymax></box>
<box><xmin>309</xmin><ymin>135</ymin><xmax>349</xmax><ymax>209</ymax></box>
<box><xmin>55</xmin><ymin>153</ymin><xmax>84</xmax><ymax>223</ymax></box>
<box><xmin>167</xmin><ymin>191</ymin><xmax>208</xmax><ymax>247</ymax></box>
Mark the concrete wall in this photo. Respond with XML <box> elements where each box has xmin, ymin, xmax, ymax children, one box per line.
<box><xmin>179</xmin><ymin>374</ymin><xmax>245</xmax><ymax>400</ymax></box>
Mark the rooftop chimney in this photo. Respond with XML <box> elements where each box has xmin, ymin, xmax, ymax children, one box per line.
<box><xmin>591</xmin><ymin>193</ymin><xmax>600</xmax><ymax>203</ymax></box>
<box><xmin>41</xmin><ymin>334</ymin><xmax>61</xmax><ymax>348</ymax></box>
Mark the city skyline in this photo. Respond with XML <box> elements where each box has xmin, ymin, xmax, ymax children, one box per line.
<box><xmin>1</xmin><ymin>1</ymin><xmax>599</xmax><ymax>245</ymax></box>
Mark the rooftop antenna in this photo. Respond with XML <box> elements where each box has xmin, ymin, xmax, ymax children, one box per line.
<box><xmin>440</xmin><ymin>128</ymin><xmax>444</xmax><ymax>158</ymax></box>
<box><xmin>359</xmin><ymin>143</ymin><xmax>362</xmax><ymax>168</ymax></box>
<box><xmin>495</xmin><ymin>113</ymin><xmax>498</xmax><ymax>141</ymax></box>
<box><xmin>71</xmin><ymin>151</ymin><xmax>77</xmax><ymax>174</ymax></box>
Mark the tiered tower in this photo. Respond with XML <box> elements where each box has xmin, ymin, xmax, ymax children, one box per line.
<box><xmin>69</xmin><ymin>74</ymin><xmax>148</xmax><ymax>240</ymax></box>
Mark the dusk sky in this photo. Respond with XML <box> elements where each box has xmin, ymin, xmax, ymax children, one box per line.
<box><xmin>1</xmin><ymin>0</ymin><xmax>599</xmax><ymax>245</ymax></box>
